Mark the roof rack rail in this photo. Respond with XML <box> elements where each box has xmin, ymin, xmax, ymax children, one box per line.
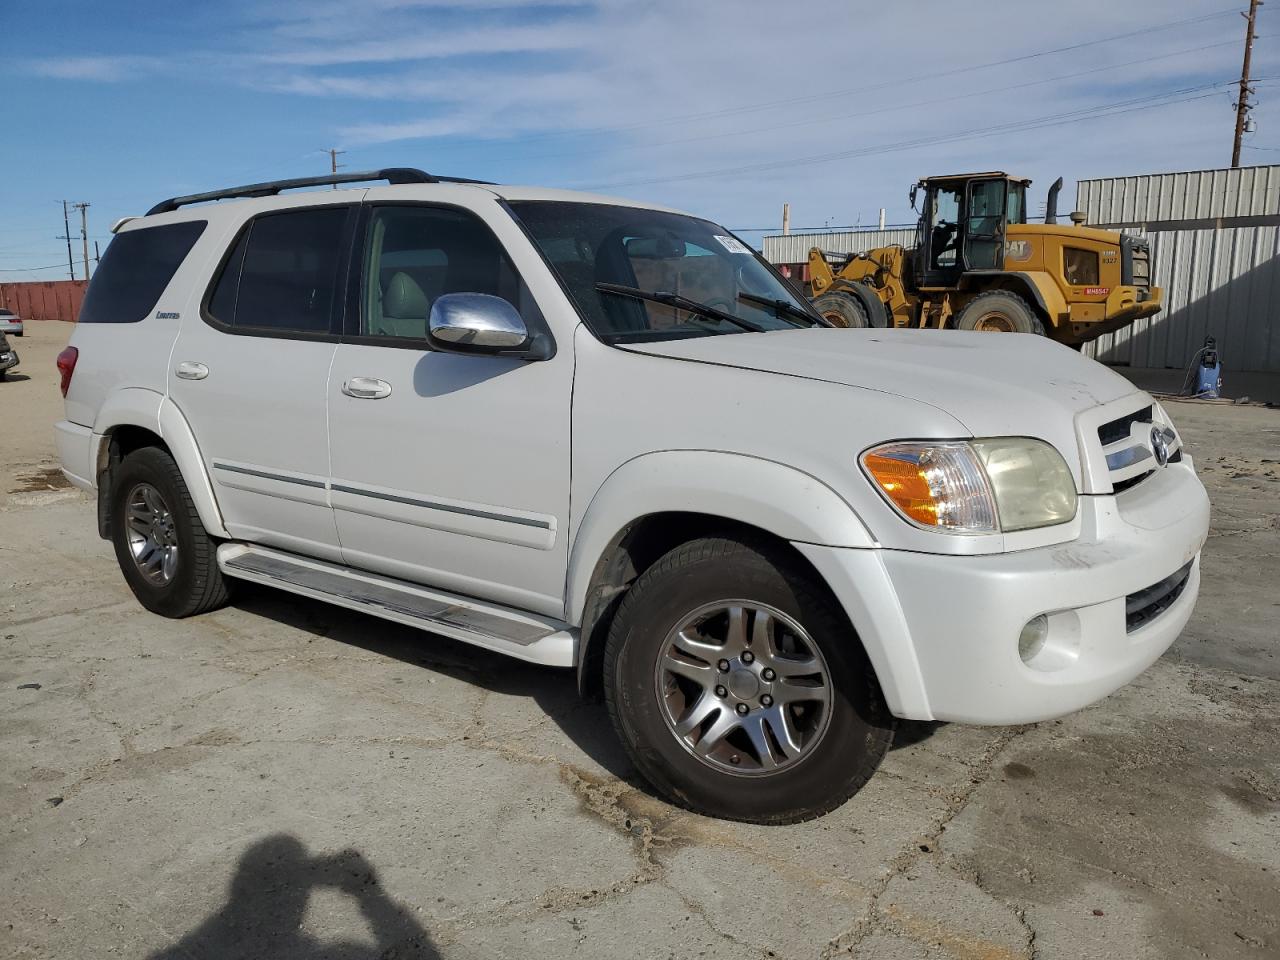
<box><xmin>145</xmin><ymin>167</ymin><xmax>472</xmax><ymax>216</ymax></box>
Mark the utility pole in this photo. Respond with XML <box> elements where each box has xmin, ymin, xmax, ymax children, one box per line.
<box><xmin>1232</xmin><ymin>0</ymin><xmax>1262</xmax><ymax>167</ymax></box>
<box><xmin>781</xmin><ymin>203</ymin><xmax>790</xmax><ymax>235</ymax></box>
<box><xmin>94</xmin><ymin>241</ymin><xmax>101</xmax><ymax>266</ymax></box>
<box><xmin>327</xmin><ymin>148</ymin><xmax>346</xmax><ymax>188</ymax></box>
<box><xmin>72</xmin><ymin>202</ymin><xmax>91</xmax><ymax>281</ymax></box>
<box><xmin>60</xmin><ymin>201</ymin><xmax>76</xmax><ymax>281</ymax></box>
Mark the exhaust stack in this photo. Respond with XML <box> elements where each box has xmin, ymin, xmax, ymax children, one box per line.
<box><xmin>1045</xmin><ymin>177</ymin><xmax>1064</xmax><ymax>225</ymax></box>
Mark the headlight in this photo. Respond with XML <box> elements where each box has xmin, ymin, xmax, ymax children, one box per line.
<box><xmin>861</xmin><ymin>438</ymin><xmax>1077</xmax><ymax>534</ymax></box>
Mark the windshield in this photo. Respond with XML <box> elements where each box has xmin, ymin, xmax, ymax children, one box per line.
<box><xmin>508</xmin><ymin>201</ymin><xmax>819</xmax><ymax>343</ymax></box>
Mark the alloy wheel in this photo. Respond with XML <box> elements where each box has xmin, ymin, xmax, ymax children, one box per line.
<box><xmin>124</xmin><ymin>482</ymin><xmax>180</xmax><ymax>585</ymax></box>
<box><xmin>654</xmin><ymin>601</ymin><xmax>833</xmax><ymax>776</ymax></box>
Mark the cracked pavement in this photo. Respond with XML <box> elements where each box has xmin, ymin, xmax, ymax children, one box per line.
<box><xmin>2</xmin><ymin>323</ymin><xmax>1278</xmax><ymax>959</ymax></box>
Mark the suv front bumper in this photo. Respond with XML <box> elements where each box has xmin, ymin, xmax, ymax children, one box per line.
<box><xmin>797</xmin><ymin>458</ymin><xmax>1209</xmax><ymax>725</ymax></box>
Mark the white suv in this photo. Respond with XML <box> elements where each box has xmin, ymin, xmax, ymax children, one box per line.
<box><xmin>54</xmin><ymin>168</ymin><xmax>1209</xmax><ymax>823</ymax></box>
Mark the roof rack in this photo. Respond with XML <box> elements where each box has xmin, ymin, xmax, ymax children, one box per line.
<box><xmin>145</xmin><ymin>167</ymin><xmax>492</xmax><ymax>216</ymax></box>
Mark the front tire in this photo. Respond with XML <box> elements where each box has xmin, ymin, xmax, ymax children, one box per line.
<box><xmin>109</xmin><ymin>446</ymin><xmax>231</xmax><ymax>618</ymax></box>
<box><xmin>954</xmin><ymin>290</ymin><xmax>1045</xmax><ymax>334</ymax></box>
<box><xmin>812</xmin><ymin>291</ymin><xmax>871</xmax><ymax>328</ymax></box>
<box><xmin>603</xmin><ymin>536</ymin><xmax>893</xmax><ymax>824</ymax></box>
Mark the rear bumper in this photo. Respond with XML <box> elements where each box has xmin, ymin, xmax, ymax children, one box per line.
<box><xmin>797</xmin><ymin>459</ymin><xmax>1209</xmax><ymax>725</ymax></box>
<box><xmin>54</xmin><ymin>419</ymin><xmax>95</xmax><ymax>491</ymax></box>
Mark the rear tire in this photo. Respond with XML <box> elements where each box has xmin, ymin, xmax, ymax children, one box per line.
<box><xmin>812</xmin><ymin>291</ymin><xmax>871</xmax><ymax>328</ymax></box>
<box><xmin>954</xmin><ymin>290</ymin><xmax>1045</xmax><ymax>335</ymax></box>
<box><xmin>603</xmin><ymin>536</ymin><xmax>894</xmax><ymax>824</ymax></box>
<box><xmin>109</xmin><ymin>446</ymin><xmax>231</xmax><ymax>618</ymax></box>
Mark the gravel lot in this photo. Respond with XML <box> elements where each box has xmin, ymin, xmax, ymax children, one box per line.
<box><xmin>3</xmin><ymin>320</ymin><xmax>1278</xmax><ymax>959</ymax></box>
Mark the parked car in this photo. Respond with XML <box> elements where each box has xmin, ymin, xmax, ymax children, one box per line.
<box><xmin>0</xmin><ymin>307</ymin><xmax>23</xmax><ymax>337</ymax></box>
<box><xmin>54</xmin><ymin>168</ymin><xmax>1210</xmax><ymax>823</ymax></box>
<box><xmin>0</xmin><ymin>331</ymin><xmax>17</xmax><ymax>379</ymax></box>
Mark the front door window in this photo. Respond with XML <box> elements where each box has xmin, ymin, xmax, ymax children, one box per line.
<box><xmin>929</xmin><ymin>187</ymin><xmax>962</xmax><ymax>270</ymax></box>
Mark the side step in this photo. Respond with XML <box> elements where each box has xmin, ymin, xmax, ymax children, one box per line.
<box><xmin>216</xmin><ymin>544</ymin><xmax>576</xmax><ymax>667</ymax></box>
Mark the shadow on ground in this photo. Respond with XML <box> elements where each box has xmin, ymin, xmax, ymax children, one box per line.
<box><xmin>146</xmin><ymin>835</ymin><xmax>439</xmax><ymax>959</ymax></box>
<box><xmin>231</xmin><ymin>583</ymin><xmax>638</xmax><ymax>779</ymax></box>
<box><xmin>229</xmin><ymin>583</ymin><xmax>938</xmax><ymax>788</ymax></box>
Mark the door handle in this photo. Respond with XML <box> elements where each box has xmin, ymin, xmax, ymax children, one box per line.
<box><xmin>175</xmin><ymin>361</ymin><xmax>209</xmax><ymax>380</ymax></box>
<box><xmin>341</xmin><ymin>377</ymin><xmax>392</xmax><ymax>399</ymax></box>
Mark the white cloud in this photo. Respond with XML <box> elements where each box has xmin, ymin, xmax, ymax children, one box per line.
<box><xmin>259</xmin><ymin>23</ymin><xmax>588</xmax><ymax>66</ymax></box>
<box><xmin>27</xmin><ymin>55</ymin><xmax>153</xmax><ymax>81</ymax></box>
<box><xmin>15</xmin><ymin>0</ymin><xmax>1279</xmax><ymax>232</ymax></box>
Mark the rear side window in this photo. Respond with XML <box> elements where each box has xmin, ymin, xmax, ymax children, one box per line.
<box><xmin>206</xmin><ymin>207</ymin><xmax>349</xmax><ymax>334</ymax></box>
<box><xmin>78</xmin><ymin>221</ymin><xmax>206</xmax><ymax>324</ymax></box>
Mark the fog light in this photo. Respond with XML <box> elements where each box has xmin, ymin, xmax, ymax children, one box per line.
<box><xmin>1018</xmin><ymin>615</ymin><xmax>1049</xmax><ymax>663</ymax></box>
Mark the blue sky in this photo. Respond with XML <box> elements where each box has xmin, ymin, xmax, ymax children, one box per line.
<box><xmin>2</xmin><ymin>0</ymin><xmax>1277</xmax><ymax>279</ymax></box>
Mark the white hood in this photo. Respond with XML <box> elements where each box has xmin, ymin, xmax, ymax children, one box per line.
<box><xmin>624</xmin><ymin>327</ymin><xmax>1143</xmax><ymax>439</ymax></box>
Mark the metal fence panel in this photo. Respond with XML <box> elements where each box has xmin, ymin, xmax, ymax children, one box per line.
<box><xmin>0</xmin><ymin>280</ymin><xmax>87</xmax><ymax>322</ymax></box>
<box><xmin>762</xmin><ymin>229</ymin><xmax>917</xmax><ymax>264</ymax></box>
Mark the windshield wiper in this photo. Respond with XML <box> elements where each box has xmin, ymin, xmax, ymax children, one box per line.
<box><xmin>736</xmin><ymin>291</ymin><xmax>825</xmax><ymax>327</ymax></box>
<box><xmin>595</xmin><ymin>282</ymin><xmax>766</xmax><ymax>333</ymax></box>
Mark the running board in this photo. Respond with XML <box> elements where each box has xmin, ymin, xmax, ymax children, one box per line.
<box><xmin>216</xmin><ymin>544</ymin><xmax>576</xmax><ymax>667</ymax></box>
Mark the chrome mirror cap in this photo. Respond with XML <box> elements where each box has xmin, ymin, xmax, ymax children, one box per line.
<box><xmin>428</xmin><ymin>293</ymin><xmax>529</xmax><ymax>350</ymax></box>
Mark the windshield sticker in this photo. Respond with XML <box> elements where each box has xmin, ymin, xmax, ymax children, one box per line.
<box><xmin>713</xmin><ymin>235</ymin><xmax>752</xmax><ymax>255</ymax></box>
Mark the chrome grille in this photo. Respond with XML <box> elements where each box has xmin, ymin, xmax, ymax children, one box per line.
<box><xmin>1097</xmin><ymin>404</ymin><xmax>1182</xmax><ymax>493</ymax></box>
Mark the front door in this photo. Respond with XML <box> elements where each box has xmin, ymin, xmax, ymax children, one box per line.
<box><xmin>326</xmin><ymin>202</ymin><xmax>572</xmax><ymax>617</ymax></box>
<box><xmin>963</xmin><ymin>178</ymin><xmax>1008</xmax><ymax>271</ymax></box>
<box><xmin>919</xmin><ymin>183</ymin><xmax>964</xmax><ymax>287</ymax></box>
<box><xmin>168</xmin><ymin>200</ymin><xmax>355</xmax><ymax>561</ymax></box>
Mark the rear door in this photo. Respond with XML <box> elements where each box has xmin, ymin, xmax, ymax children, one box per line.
<box><xmin>325</xmin><ymin>197</ymin><xmax>573</xmax><ymax>616</ymax></box>
<box><xmin>167</xmin><ymin>198</ymin><xmax>357</xmax><ymax>561</ymax></box>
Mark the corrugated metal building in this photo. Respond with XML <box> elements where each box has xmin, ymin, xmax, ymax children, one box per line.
<box><xmin>760</xmin><ymin>165</ymin><xmax>1280</xmax><ymax>374</ymax></box>
<box><xmin>1078</xmin><ymin>165</ymin><xmax>1280</xmax><ymax>374</ymax></box>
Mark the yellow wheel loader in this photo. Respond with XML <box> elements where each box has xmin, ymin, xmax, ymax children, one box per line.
<box><xmin>806</xmin><ymin>172</ymin><xmax>1162</xmax><ymax>346</ymax></box>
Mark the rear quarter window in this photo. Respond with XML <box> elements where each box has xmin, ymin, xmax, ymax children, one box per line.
<box><xmin>79</xmin><ymin>220</ymin><xmax>207</xmax><ymax>324</ymax></box>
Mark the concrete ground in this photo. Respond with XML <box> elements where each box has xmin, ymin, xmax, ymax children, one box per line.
<box><xmin>2</xmin><ymin>320</ymin><xmax>1277</xmax><ymax>960</ymax></box>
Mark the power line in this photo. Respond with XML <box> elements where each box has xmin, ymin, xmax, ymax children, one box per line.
<box><xmin>580</xmin><ymin>82</ymin><xmax>1242</xmax><ymax>191</ymax></box>
<box><xmin>0</xmin><ymin>263</ymin><xmax>71</xmax><ymax>273</ymax></box>
<box><xmin>492</xmin><ymin>36</ymin><xmax>1250</xmax><ymax>168</ymax></box>
<box><xmin>731</xmin><ymin>224</ymin><xmax>915</xmax><ymax>233</ymax></box>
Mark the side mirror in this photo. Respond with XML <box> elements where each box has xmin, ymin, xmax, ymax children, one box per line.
<box><xmin>428</xmin><ymin>293</ymin><xmax>529</xmax><ymax>354</ymax></box>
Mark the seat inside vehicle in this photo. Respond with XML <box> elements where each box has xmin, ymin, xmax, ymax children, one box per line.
<box><xmin>377</xmin><ymin>272</ymin><xmax>431</xmax><ymax>339</ymax></box>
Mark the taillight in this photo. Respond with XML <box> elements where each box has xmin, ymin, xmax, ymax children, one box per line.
<box><xmin>56</xmin><ymin>346</ymin><xmax>79</xmax><ymax>397</ymax></box>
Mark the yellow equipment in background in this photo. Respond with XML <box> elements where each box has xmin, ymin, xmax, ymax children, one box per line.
<box><xmin>806</xmin><ymin>172</ymin><xmax>1162</xmax><ymax>345</ymax></box>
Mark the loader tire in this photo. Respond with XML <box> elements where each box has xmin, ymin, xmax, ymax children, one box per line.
<box><xmin>812</xmin><ymin>290</ymin><xmax>884</xmax><ymax>329</ymax></box>
<box><xmin>954</xmin><ymin>291</ymin><xmax>1045</xmax><ymax>335</ymax></box>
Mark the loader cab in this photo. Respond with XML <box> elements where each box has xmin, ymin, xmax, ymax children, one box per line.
<box><xmin>914</xmin><ymin>172</ymin><xmax>1029</xmax><ymax>287</ymax></box>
